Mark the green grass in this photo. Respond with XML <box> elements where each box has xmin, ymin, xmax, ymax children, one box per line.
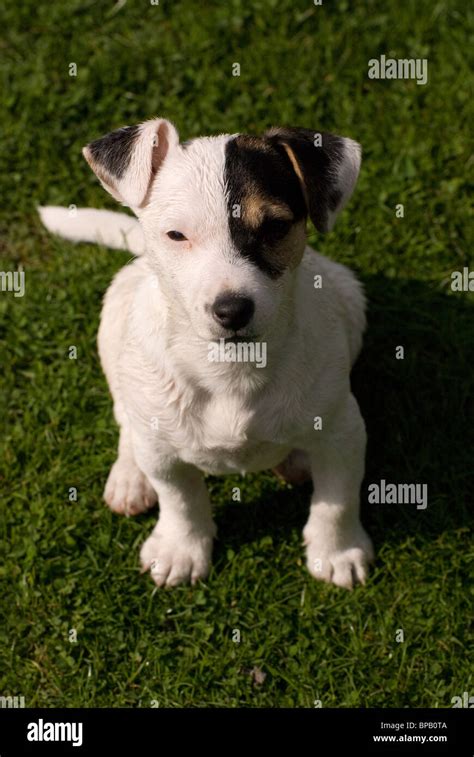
<box><xmin>0</xmin><ymin>0</ymin><xmax>473</xmax><ymax>707</ymax></box>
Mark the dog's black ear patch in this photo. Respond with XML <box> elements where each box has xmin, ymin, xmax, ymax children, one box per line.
<box><xmin>86</xmin><ymin>125</ymin><xmax>140</xmax><ymax>180</ymax></box>
<box><xmin>264</xmin><ymin>127</ymin><xmax>361</xmax><ymax>232</ymax></box>
<box><xmin>83</xmin><ymin>118</ymin><xmax>180</xmax><ymax>207</ymax></box>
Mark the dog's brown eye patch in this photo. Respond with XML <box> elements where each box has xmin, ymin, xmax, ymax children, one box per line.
<box><xmin>225</xmin><ymin>135</ymin><xmax>307</xmax><ymax>278</ymax></box>
<box><xmin>167</xmin><ymin>230</ymin><xmax>187</xmax><ymax>241</ymax></box>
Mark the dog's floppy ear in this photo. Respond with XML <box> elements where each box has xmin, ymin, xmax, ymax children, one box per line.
<box><xmin>83</xmin><ymin>118</ymin><xmax>179</xmax><ymax>209</ymax></box>
<box><xmin>265</xmin><ymin>127</ymin><xmax>361</xmax><ymax>232</ymax></box>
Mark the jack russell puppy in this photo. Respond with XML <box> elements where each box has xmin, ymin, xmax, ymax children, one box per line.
<box><xmin>39</xmin><ymin>118</ymin><xmax>374</xmax><ymax>589</ymax></box>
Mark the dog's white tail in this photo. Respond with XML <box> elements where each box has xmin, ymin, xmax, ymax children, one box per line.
<box><xmin>38</xmin><ymin>207</ymin><xmax>145</xmax><ymax>256</ymax></box>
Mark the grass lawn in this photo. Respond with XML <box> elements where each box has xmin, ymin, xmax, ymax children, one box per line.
<box><xmin>0</xmin><ymin>0</ymin><xmax>472</xmax><ymax>707</ymax></box>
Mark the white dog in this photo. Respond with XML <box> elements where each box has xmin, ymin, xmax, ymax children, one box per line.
<box><xmin>40</xmin><ymin>118</ymin><xmax>374</xmax><ymax>589</ymax></box>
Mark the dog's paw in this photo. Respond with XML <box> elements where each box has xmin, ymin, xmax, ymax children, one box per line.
<box><xmin>104</xmin><ymin>459</ymin><xmax>157</xmax><ymax>516</ymax></box>
<box><xmin>303</xmin><ymin>523</ymin><xmax>374</xmax><ymax>589</ymax></box>
<box><xmin>140</xmin><ymin>526</ymin><xmax>215</xmax><ymax>587</ymax></box>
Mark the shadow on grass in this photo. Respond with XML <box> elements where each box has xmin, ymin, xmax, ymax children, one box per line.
<box><xmin>213</xmin><ymin>275</ymin><xmax>474</xmax><ymax>557</ymax></box>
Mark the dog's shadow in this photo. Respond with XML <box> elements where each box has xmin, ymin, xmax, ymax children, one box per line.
<box><xmin>212</xmin><ymin>275</ymin><xmax>473</xmax><ymax>556</ymax></box>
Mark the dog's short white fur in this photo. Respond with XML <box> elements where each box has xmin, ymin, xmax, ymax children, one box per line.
<box><xmin>39</xmin><ymin>117</ymin><xmax>374</xmax><ymax>589</ymax></box>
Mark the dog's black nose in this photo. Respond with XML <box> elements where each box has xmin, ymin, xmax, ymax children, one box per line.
<box><xmin>212</xmin><ymin>293</ymin><xmax>255</xmax><ymax>331</ymax></box>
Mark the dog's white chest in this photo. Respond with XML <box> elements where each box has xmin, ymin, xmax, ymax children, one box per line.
<box><xmin>180</xmin><ymin>393</ymin><xmax>291</xmax><ymax>475</ymax></box>
<box><xmin>123</xmin><ymin>357</ymin><xmax>291</xmax><ymax>475</ymax></box>
<box><xmin>201</xmin><ymin>393</ymin><xmax>252</xmax><ymax>445</ymax></box>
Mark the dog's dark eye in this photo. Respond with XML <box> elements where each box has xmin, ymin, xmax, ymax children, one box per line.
<box><xmin>261</xmin><ymin>218</ymin><xmax>292</xmax><ymax>240</ymax></box>
<box><xmin>270</xmin><ymin>219</ymin><xmax>291</xmax><ymax>233</ymax></box>
<box><xmin>167</xmin><ymin>230</ymin><xmax>187</xmax><ymax>241</ymax></box>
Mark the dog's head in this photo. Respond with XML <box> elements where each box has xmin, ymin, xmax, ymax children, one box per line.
<box><xmin>83</xmin><ymin>119</ymin><xmax>361</xmax><ymax>341</ymax></box>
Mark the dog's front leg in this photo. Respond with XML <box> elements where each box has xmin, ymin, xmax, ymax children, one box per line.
<box><xmin>302</xmin><ymin>393</ymin><xmax>374</xmax><ymax>589</ymax></box>
<box><xmin>138</xmin><ymin>460</ymin><xmax>216</xmax><ymax>587</ymax></box>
